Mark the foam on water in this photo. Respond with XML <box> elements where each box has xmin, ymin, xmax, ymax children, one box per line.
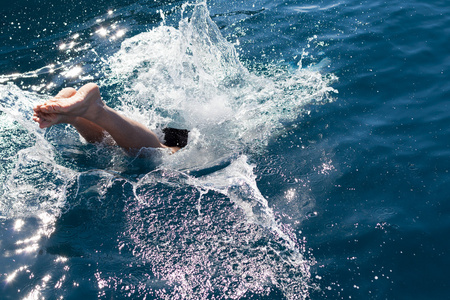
<box><xmin>0</xmin><ymin>2</ymin><xmax>337</xmax><ymax>299</ymax></box>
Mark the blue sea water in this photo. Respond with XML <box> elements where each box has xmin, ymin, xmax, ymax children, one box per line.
<box><xmin>1</xmin><ymin>0</ymin><xmax>449</xmax><ymax>299</ymax></box>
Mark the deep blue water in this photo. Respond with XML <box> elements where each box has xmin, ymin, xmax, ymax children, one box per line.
<box><xmin>1</xmin><ymin>0</ymin><xmax>449</xmax><ymax>299</ymax></box>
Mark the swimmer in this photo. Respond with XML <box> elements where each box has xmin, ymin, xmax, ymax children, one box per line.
<box><xmin>32</xmin><ymin>83</ymin><xmax>188</xmax><ymax>154</ymax></box>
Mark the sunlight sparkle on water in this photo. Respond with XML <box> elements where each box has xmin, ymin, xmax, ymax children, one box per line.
<box><xmin>14</xmin><ymin>219</ymin><xmax>25</xmax><ymax>231</ymax></box>
<box><xmin>115</xmin><ymin>29</ymin><xmax>126</xmax><ymax>38</ymax></box>
<box><xmin>6</xmin><ymin>265</ymin><xmax>28</xmax><ymax>283</ymax></box>
<box><xmin>96</xmin><ymin>27</ymin><xmax>108</xmax><ymax>37</ymax></box>
<box><xmin>15</xmin><ymin>231</ymin><xmax>42</xmax><ymax>254</ymax></box>
<box><xmin>63</xmin><ymin>66</ymin><xmax>83</xmax><ymax>78</ymax></box>
<box><xmin>15</xmin><ymin>243</ymin><xmax>39</xmax><ymax>254</ymax></box>
<box><xmin>55</xmin><ymin>256</ymin><xmax>68</xmax><ymax>263</ymax></box>
<box><xmin>285</xmin><ymin>188</ymin><xmax>296</xmax><ymax>202</ymax></box>
<box><xmin>16</xmin><ymin>234</ymin><xmax>41</xmax><ymax>245</ymax></box>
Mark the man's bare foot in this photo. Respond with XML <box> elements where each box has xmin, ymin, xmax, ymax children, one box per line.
<box><xmin>36</xmin><ymin>83</ymin><xmax>105</xmax><ymax>121</ymax></box>
<box><xmin>33</xmin><ymin>87</ymin><xmax>77</xmax><ymax>128</ymax></box>
<box><xmin>33</xmin><ymin>111</ymin><xmax>72</xmax><ymax>128</ymax></box>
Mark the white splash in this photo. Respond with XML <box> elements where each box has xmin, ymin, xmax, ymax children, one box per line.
<box><xmin>106</xmin><ymin>2</ymin><xmax>336</xmax><ymax>171</ymax></box>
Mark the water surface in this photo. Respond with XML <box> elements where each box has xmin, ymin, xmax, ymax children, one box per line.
<box><xmin>1</xmin><ymin>0</ymin><xmax>449</xmax><ymax>299</ymax></box>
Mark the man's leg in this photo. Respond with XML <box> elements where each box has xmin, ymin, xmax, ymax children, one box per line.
<box><xmin>33</xmin><ymin>83</ymin><xmax>178</xmax><ymax>152</ymax></box>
